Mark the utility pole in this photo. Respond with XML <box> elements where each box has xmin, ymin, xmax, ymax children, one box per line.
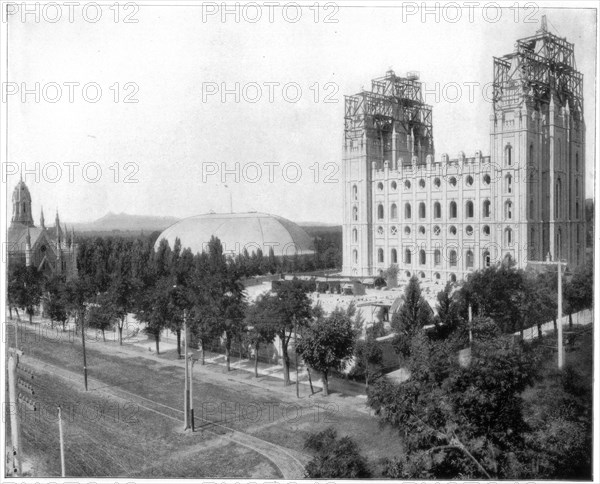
<box><xmin>183</xmin><ymin>309</ymin><xmax>189</xmax><ymax>430</ymax></box>
<box><xmin>81</xmin><ymin>310</ymin><xmax>88</xmax><ymax>391</ymax></box>
<box><xmin>530</xmin><ymin>255</ymin><xmax>566</xmax><ymax>369</ymax></box>
<box><xmin>468</xmin><ymin>304</ymin><xmax>473</xmax><ymax>347</ymax></box>
<box><xmin>294</xmin><ymin>319</ymin><xmax>299</xmax><ymax>398</ymax></box>
<box><xmin>58</xmin><ymin>406</ymin><xmax>66</xmax><ymax>477</ymax></box>
<box><xmin>557</xmin><ymin>259</ymin><xmax>564</xmax><ymax>370</ymax></box>
<box><xmin>189</xmin><ymin>357</ymin><xmax>196</xmax><ymax>432</ymax></box>
<box><xmin>7</xmin><ymin>349</ymin><xmax>23</xmax><ymax>477</ymax></box>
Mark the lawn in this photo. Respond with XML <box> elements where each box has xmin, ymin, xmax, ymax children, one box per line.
<box><xmin>6</xmin><ymin>321</ymin><xmax>404</xmax><ymax>478</ymax></box>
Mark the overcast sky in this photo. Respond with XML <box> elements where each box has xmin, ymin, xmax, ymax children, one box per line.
<box><xmin>4</xmin><ymin>2</ymin><xmax>597</xmax><ymax>225</ymax></box>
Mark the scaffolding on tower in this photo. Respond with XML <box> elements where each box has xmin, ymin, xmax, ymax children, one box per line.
<box><xmin>492</xmin><ymin>18</ymin><xmax>583</xmax><ymax>118</ymax></box>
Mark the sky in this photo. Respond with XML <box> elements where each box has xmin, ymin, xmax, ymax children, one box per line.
<box><xmin>3</xmin><ymin>2</ymin><xmax>597</xmax><ymax>225</ymax></box>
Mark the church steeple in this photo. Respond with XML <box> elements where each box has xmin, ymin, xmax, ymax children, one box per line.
<box><xmin>40</xmin><ymin>207</ymin><xmax>46</xmax><ymax>229</ymax></box>
<box><xmin>11</xmin><ymin>179</ymin><xmax>35</xmax><ymax>228</ymax></box>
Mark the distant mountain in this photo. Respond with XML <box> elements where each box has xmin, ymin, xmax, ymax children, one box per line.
<box><xmin>72</xmin><ymin>212</ymin><xmax>179</xmax><ymax>233</ymax></box>
<box><xmin>297</xmin><ymin>221</ymin><xmax>340</xmax><ymax>227</ymax></box>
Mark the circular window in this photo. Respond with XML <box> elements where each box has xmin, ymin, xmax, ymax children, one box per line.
<box><xmin>404</xmin><ymin>226</ymin><xmax>411</xmax><ymax>235</ymax></box>
<box><xmin>434</xmin><ymin>178</ymin><xmax>441</xmax><ymax>188</ymax></box>
<box><xmin>377</xmin><ymin>182</ymin><xmax>384</xmax><ymax>191</ymax></box>
<box><xmin>435</xmin><ymin>272</ymin><xmax>441</xmax><ymax>280</ymax></box>
<box><xmin>404</xmin><ymin>180</ymin><xmax>411</xmax><ymax>190</ymax></box>
<box><xmin>419</xmin><ymin>226</ymin><xmax>426</xmax><ymax>235</ymax></box>
<box><xmin>466</xmin><ymin>175</ymin><xmax>473</xmax><ymax>186</ymax></box>
<box><xmin>433</xmin><ymin>225</ymin><xmax>441</xmax><ymax>236</ymax></box>
<box><xmin>466</xmin><ymin>225</ymin><xmax>473</xmax><ymax>236</ymax></box>
<box><xmin>391</xmin><ymin>181</ymin><xmax>397</xmax><ymax>191</ymax></box>
<box><xmin>483</xmin><ymin>174</ymin><xmax>491</xmax><ymax>185</ymax></box>
<box><xmin>449</xmin><ymin>226</ymin><xmax>457</xmax><ymax>235</ymax></box>
<box><xmin>390</xmin><ymin>226</ymin><xmax>398</xmax><ymax>236</ymax></box>
<box><xmin>405</xmin><ymin>271</ymin><xmax>411</xmax><ymax>278</ymax></box>
<box><xmin>483</xmin><ymin>225</ymin><xmax>490</xmax><ymax>236</ymax></box>
<box><xmin>377</xmin><ymin>226</ymin><xmax>384</xmax><ymax>236</ymax></box>
<box><xmin>419</xmin><ymin>179</ymin><xmax>426</xmax><ymax>188</ymax></box>
<box><xmin>449</xmin><ymin>177</ymin><xmax>457</xmax><ymax>187</ymax></box>
<box><xmin>420</xmin><ymin>272</ymin><xmax>425</xmax><ymax>279</ymax></box>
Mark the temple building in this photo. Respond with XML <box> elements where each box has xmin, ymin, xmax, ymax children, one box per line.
<box><xmin>8</xmin><ymin>179</ymin><xmax>78</xmax><ymax>277</ymax></box>
<box><xmin>342</xmin><ymin>18</ymin><xmax>585</xmax><ymax>283</ymax></box>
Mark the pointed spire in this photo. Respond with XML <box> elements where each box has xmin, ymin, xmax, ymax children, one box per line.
<box><xmin>26</xmin><ymin>227</ymin><xmax>31</xmax><ymax>245</ymax></box>
<box><xmin>40</xmin><ymin>206</ymin><xmax>45</xmax><ymax>229</ymax></box>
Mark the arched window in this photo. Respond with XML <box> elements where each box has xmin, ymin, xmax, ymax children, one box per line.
<box><xmin>505</xmin><ymin>228</ymin><xmax>513</xmax><ymax>245</ymax></box>
<box><xmin>483</xmin><ymin>200</ymin><xmax>491</xmax><ymax>218</ymax></box>
<box><xmin>377</xmin><ymin>182</ymin><xmax>384</xmax><ymax>191</ymax></box>
<box><xmin>390</xmin><ymin>203</ymin><xmax>398</xmax><ymax>220</ymax></box>
<box><xmin>483</xmin><ymin>250</ymin><xmax>491</xmax><ymax>267</ymax></box>
<box><xmin>404</xmin><ymin>203</ymin><xmax>411</xmax><ymax>219</ymax></box>
<box><xmin>352</xmin><ymin>249</ymin><xmax>358</xmax><ymax>264</ymax></box>
<box><xmin>505</xmin><ymin>174</ymin><xmax>512</xmax><ymax>193</ymax></box>
<box><xmin>576</xmin><ymin>202</ymin><xmax>580</xmax><ymax>219</ymax></box>
<box><xmin>483</xmin><ymin>174</ymin><xmax>491</xmax><ymax>185</ymax></box>
<box><xmin>576</xmin><ymin>179</ymin><xmax>580</xmax><ymax>197</ymax></box>
<box><xmin>434</xmin><ymin>202</ymin><xmax>441</xmax><ymax>219</ymax></box>
<box><xmin>352</xmin><ymin>206</ymin><xmax>358</xmax><ymax>221</ymax></box>
<box><xmin>449</xmin><ymin>273</ymin><xmax>457</xmax><ymax>283</ymax></box>
<box><xmin>483</xmin><ymin>225</ymin><xmax>490</xmax><ymax>236</ymax></box>
<box><xmin>529</xmin><ymin>143</ymin><xmax>533</xmax><ymax>164</ymax></box>
<box><xmin>434</xmin><ymin>249</ymin><xmax>441</xmax><ymax>266</ymax></box>
<box><xmin>449</xmin><ymin>201</ymin><xmax>457</xmax><ymax>218</ymax></box>
<box><xmin>419</xmin><ymin>250</ymin><xmax>426</xmax><ymax>265</ymax></box>
<box><xmin>419</xmin><ymin>271</ymin><xmax>425</xmax><ymax>279</ymax></box>
<box><xmin>352</xmin><ymin>228</ymin><xmax>358</xmax><ymax>243</ymax></box>
<box><xmin>449</xmin><ymin>250</ymin><xmax>457</xmax><ymax>267</ymax></box>
<box><xmin>554</xmin><ymin>179</ymin><xmax>561</xmax><ymax>218</ymax></box>
<box><xmin>466</xmin><ymin>250</ymin><xmax>474</xmax><ymax>268</ymax></box>
<box><xmin>378</xmin><ymin>248</ymin><xmax>384</xmax><ymax>263</ymax></box>
<box><xmin>377</xmin><ymin>204</ymin><xmax>384</xmax><ymax>220</ymax></box>
<box><xmin>391</xmin><ymin>248</ymin><xmax>397</xmax><ymax>264</ymax></box>
<box><xmin>529</xmin><ymin>199</ymin><xmax>534</xmax><ymax>218</ymax></box>
<box><xmin>404</xmin><ymin>248</ymin><xmax>412</xmax><ymax>264</ymax></box>
<box><xmin>465</xmin><ymin>200</ymin><xmax>474</xmax><ymax>218</ymax></box>
<box><xmin>433</xmin><ymin>225</ymin><xmax>441</xmax><ymax>236</ymax></box>
<box><xmin>556</xmin><ymin>229</ymin><xmax>562</xmax><ymax>259</ymax></box>
<box><xmin>419</xmin><ymin>202</ymin><xmax>426</xmax><ymax>219</ymax></box>
<box><xmin>505</xmin><ymin>200</ymin><xmax>513</xmax><ymax>219</ymax></box>
<box><xmin>505</xmin><ymin>144</ymin><xmax>512</xmax><ymax>166</ymax></box>
<box><xmin>352</xmin><ymin>185</ymin><xmax>358</xmax><ymax>201</ymax></box>
<box><xmin>576</xmin><ymin>153</ymin><xmax>579</xmax><ymax>172</ymax></box>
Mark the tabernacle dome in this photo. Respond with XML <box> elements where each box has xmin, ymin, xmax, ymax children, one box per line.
<box><xmin>155</xmin><ymin>212</ymin><xmax>314</xmax><ymax>257</ymax></box>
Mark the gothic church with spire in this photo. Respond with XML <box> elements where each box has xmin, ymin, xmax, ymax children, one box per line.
<box><xmin>8</xmin><ymin>179</ymin><xmax>78</xmax><ymax>277</ymax></box>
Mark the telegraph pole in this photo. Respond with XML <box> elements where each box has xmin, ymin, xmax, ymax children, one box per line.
<box><xmin>58</xmin><ymin>406</ymin><xmax>66</xmax><ymax>477</ymax></box>
<box><xmin>189</xmin><ymin>356</ymin><xmax>196</xmax><ymax>432</ymax></box>
<box><xmin>183</xmin><ymin>309</ymin><xmax>189</xmax><ymax>430</ymax></box>
<box><xmin>468</xmin><ymin>304</ymin><xmax>473</xmax><ymax>347</ymax></box>
<box><xmin>81</xmin><ymin>310</ymin><xmax>88</xmax><ymax>391</ymax></box>
<box><xmin>557</xmin><ymin>259</ymin><xmax>564</xmax><ymax>369</ymax></box>
<box><xmin>7</xmin><ymin>349</ymin><xmax>23</xmax><ymax>477</ymax></box>
<box><xmin>294</xmin><ymin>319</ymin><xmax>299</xmax><ymax>398</ymax></box>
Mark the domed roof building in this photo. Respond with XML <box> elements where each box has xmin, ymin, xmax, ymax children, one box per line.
<box><xmin>155</xmin><ymin>212</ymin><xmax>314</xmax><ymax>257</ymax></box>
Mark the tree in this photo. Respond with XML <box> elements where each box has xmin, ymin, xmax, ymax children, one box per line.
<box><xmin>87</xmin><ymin>293</ymin><xmax>117</xmax><ymax>342</ymax></box>
<box><xmin>430</xmin><ymin>283</ymin><xmax>463</xmax><ymax>341</ymax></box>
<box><xmin>564</xmin><ymin>263</ymin><xmax>593</xmax><ymax>326</ymax></box>
<box><xmin>304</xmin><ymin>427</ymin><xmax>371</xmax><ymax>478</ymax></box>
<box><xmin>9</xmin><ymin>265</ymin><xmax>43</xmax><ymax>324</ymax></box>
<box><xmin>245</xmin><ymin>294</ymin><xmax>278</xmax><ymax>377</ymax></box>
<box><xmin>368</xmin><ymin>327</ymin><xmax>542</xmax><ymax>479</ymax></box>
<box><xmin>351</xmin><ymin>335</ymin><xmax>383</xmax><ymax>389</ymax></box>
<box><xmin>296</xmin><ymin>307</ymin><xmax>356</xmax><ymax>396</ymax></box>
<box><xmin>391</xmin><ymin>276</ymin><xmax>433</xmax><ymax>359</ymax></box>
<box><xmin>44</xmin><ymin>274</ymin><xmax>68</xmax><ymax>330</ymax></box>
<box><xmin>272</xmin><ymin>278</ymin><xmax>313</xmax><ymax>386</ymax></box>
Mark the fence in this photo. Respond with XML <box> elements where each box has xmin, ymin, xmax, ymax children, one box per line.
<box><xmin>516</xmin><ymin>308</ymin><xmax>593</xmax><ymax>341</ymax></box>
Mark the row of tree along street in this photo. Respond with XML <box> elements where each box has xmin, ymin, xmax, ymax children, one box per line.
<box><xmin>6</xmin><ymin>233</ymin><xmax>593</xmax><ymax>479</ymax></box>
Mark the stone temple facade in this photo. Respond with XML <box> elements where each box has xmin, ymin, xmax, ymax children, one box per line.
<box><xmin>342</xmin><ymin>20</ymin><xmax>586</xmax><ymax>284</ymax></box>
<box><xmin>8</xmin><ymin>179</ymin><xmax>78</xmax><ymax>278</ymax></box>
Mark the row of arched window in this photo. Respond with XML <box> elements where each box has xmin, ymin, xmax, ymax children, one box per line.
<box><xmin>372</xmin><ymin>247</ymin><xmax>495</xmax><ymax>269</ymax></box>
<box><xmin>373</xmin><ymin>200</ymin><xmax>494</xmax><ymax>221</ymax></box>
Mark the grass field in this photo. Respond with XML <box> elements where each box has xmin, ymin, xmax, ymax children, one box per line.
<box><xmin>5</xmin><ymin>320</ymin><xmax>404</xmax><ymax>478</ymax></box>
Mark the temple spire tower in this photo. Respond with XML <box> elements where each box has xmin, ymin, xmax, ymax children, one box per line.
<box><xmin>491</xmin><ymin>16</ymin><xmax>584</xmax><ymax>268</ymax></box>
